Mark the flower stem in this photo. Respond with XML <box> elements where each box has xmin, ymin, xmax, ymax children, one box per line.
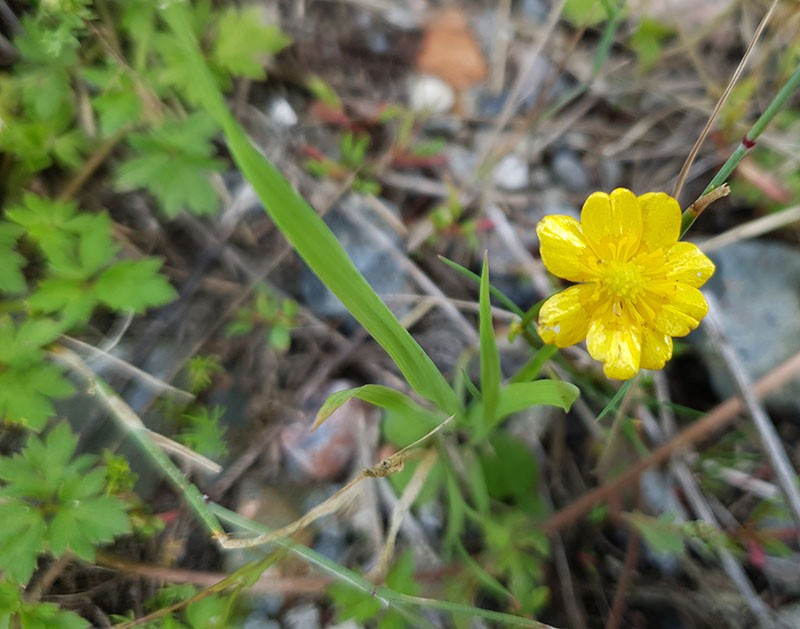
<box><xmin>680</xmin><ymin>62</ymin><xmax>800</xmax><ymax>236</ymax></box>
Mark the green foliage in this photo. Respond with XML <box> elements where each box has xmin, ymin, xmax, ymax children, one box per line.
<box><xmin>329</xmin><ymin>550</ymin><xmax>420</xmax><ymax>628</ymax></box>
<box><xmin>629</xmin><ymin>18</ymin><xmax>674</xmax><ymax>72</ymax></box>
<box><xmin>211</xmin><ymin>5</ymin><xmax>290</xmax><ymax>80</ymax></box>
<box><xmin>0</xmin><ymin>316</ymin><xmax>74</xmax><ymax>428</ymax></box>
<box><xmin>178</xmin><ymin>406</ymin><xmax>228</xmax><ymax>459</ymax></box>
<box><xmin>0</xmin><ymin>422</ymin><xmax>131</xmax><ymax>584</ymax></box>
<box><xmin>226</xmin><ymin>285</ymin><xmax>299</xmax><ymax>352</ymax></box>
<box><xmin>116</xmin><ymin>113</ymin><xmax>225</xmax><ymax>217</ymax></box>
<box><xmin>0</xmin><ymin>579</ymin><xmax>88</xmax><ymax>629</ymax></box>
<box><xmin>7</xmin><ymin>193</ymin><xmax>176</xmax><ymax>325</ymax></box>
<box><xmin>629</xmin><ymin>513</ymin><xmax>684</xmax><ymax>554</ymax></box>
<box><xmin>186</xmin><ymin>354</ymin><xmax>224</xmax><ymax>393</ymax></box>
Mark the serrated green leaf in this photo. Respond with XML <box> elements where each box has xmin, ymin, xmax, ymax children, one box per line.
<box><xmin>212</xmin><ymin>6</ymin><xmax>290</xmax><ymax>79</ymax></box>
<box><xmin>93</xmin><ymin>88</ymin><xmax>141</xmax><ymax>136</ymax></box>
<box><xmin>116</xmin><ymin>114</ymin><xmax>224</xmax><ymax>217</ymax></box>
<box><xmin>29</xmin><ymin>277</ymin><xmax>97</xmax><ymax>324</ymax></box>
<box><xmin>95</xmin><ymin>259</ymin><xmax>176</xmax><ymax>312</ymax></box>
<box><xmin>0</xmin><ymin>501</ymin><xmax>46</xmax><ymax>583</ymax></box>
<box><xmin>0</xmin><ymin>363</ymin><xmax>75</xmax><ymax>429</ymax></box>
<box><xmin>0</xmin><ymin>223</ymin><xmax>26</xmax><ymax>294</ymax></box>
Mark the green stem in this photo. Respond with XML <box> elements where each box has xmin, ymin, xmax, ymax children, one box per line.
<box><xmin>681</xmin><ymin>62</ymin><xmax>800</xmax><ymax>236</ymax></box>
<box><xmin>211</xmin><ymin>503</ymin><xmax>553</xmax><ymax>628</ymax></box>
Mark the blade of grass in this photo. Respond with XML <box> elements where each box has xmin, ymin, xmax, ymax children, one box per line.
<box><xmin>595</xmin><ymin>379</ymin><xmax>633</xmax><ymax>423</ymax></box>
<box><xmin>479</xmin><ymin>254</ymin><xmax>501</xmax><ymax>428</ymax></box>
<box><xmin>511</xmin><ymin>345</ymin><xmax>559</xmax><ymax>384</ymax></box>
<box><xmin>162</xmin><ymin>6</ymin><xmax>459</xmax><ymax>416</ymax></box>
<box><xmin>211</xmin><ymin>504</ymin><xmax>552</xmax><ymax>627</ymax></box>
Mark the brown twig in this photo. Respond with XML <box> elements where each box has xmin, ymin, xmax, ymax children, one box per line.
<box><xmin>543</xmin><ymin>350</ymin><xmax>800</xmax><ymax>533</ymax></box>
<box><xmin>25</xmin><ymin>553</ymin><xmax>72</xmax><ymax>602</ymax></box>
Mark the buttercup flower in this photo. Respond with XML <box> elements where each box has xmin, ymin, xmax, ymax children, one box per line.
<box><xmin>536</xmin><ymin>188</ymin><xmax>715</xmax><ymax>380</ymax></box>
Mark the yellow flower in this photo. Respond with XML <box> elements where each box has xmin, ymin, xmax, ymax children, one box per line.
<box><xmin>536</xmin><ymin>188</ymin><xmax>715</xmax><ymax>380</ymax></box>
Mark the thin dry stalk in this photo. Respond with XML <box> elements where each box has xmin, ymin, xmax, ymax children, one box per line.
<box><xmin>543</xmin><ymin>350</ymin><xmax>800</xmax><ymax>533</ymax></box>
<box><xmin>639</xmin><ymin>405</ymin><xmax>776</xmax><ymax>627</ymax></box>
<box><xmin>700</xmin><ymin>204</ymin><xmax>800</xmax><ymax>253</ymax></box>
<box><xmin>703</xmin><ymin>294</ymin><xmax>800</xmax><ymax>526</ymax></box>
<box><xmin>671</xmin><ymin>0</ymin><xmax>779</xmax><ymax>200</ymax></box>
<box><xmin>218</xmin><ymin>418</ymin><xmax>453</xmax><ymax>549</ymax></box>
<box><xmin>370</xmin><ymin>448</ymin><xmax>439</xmax><ymax>580</ymax></box>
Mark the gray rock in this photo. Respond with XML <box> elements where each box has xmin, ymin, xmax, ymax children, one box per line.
<box><xmin>243</xmin><ymin>618</ymin><xmax>281</xmax><ymax>629</ymax></box>
<box><xmin>492</xmin><ymin>153</ymin><xmax>530</xmax><ymax>190</ymax></box>
<box><xmin>698</xmin><ymin>241</ymin><xmax>800</xmax><ymax>410</ymax></box>
<box><xmin>551</xmin><ymin>148</ymin><xmax>589</xmax><ymax>192</ymax></box>
<box><xmin>444</xmin><ymin>144</ymin><xmax>478</xmax><ymax>185</ymax></box>
<box><xmin>283</xmin><ymin>603</ymin><xmax>321</xmax><ymax>629</ymax></box>
<box><xmin>299</xmin><ymin>194</ymin><xmax>412</xmax><ymax>326</ymax></box>
<box><xmin>520</xmin><ymin>0</ymin><xmax>549</xmax><ymax>20</ymax></box>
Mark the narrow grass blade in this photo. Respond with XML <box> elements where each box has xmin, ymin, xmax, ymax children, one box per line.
<box><xmin>511</xmin><ymin>345</ymin><xmax>559</xmax><ymax>384</ymax></box>
<box><xmin>162</xmin><ymin>7</ymin><xmax>459</xmax><ymax>416</ymax></box>
<box><xmin>313</xmin><ymin>384</ymin><xmax>440</xmax><ymax>430</ymax></box>
<box><xmin>479</xmin><ymin>254</ymin><xmax>501</xmax><ymax>428</ymax></box>
<box><xmin>595</xmin><ymin>379</ymin><xmax>633</xmax><ymax>423</ymax></box>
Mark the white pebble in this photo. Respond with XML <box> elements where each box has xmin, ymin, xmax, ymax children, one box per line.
<box><xmin>409</xmin><ymin>74</ymin><xmax>455</xmax><ymax>114</ymax></box>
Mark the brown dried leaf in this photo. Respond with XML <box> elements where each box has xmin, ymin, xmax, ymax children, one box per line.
<box><xmin>416</xmin><ymin>8</ymin><xmax>488</xmax><ymax>89</ymax></box>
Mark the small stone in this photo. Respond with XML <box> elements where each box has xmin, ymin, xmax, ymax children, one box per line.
<box><xmin>551</xmin><ymin>148</ymin><xmax>589</xmax><ymax>192</ymax></box>
<box><xmin>281</xmin><ymin>381</ymin><xmax>372</xmax><ymax>482</ymax></box>
<box><xmin>492</xmin><ymin>153</ymin><xmax>529</xmax><ymax>190</ymax></box>
<box><xmin>243</xmin><ymin>618</ymin><xmax>281</xmax><ymax>629</ymax></box>
<box><xmin>282</xmin><ymin>603</ymin><xmax>321</xmax><ymax>629</ymax></box>
<box><xmin>409</xmin><ymin>74</ymin><xmax>456</xmax><ymax>114</ymax></box>
<box><xmin>268</xmin><ymin>97</ymin><xmax>298</xmax><ymax>128</ymax></box>
<box><xmin>697</xmin><ymin>241</ymin><xmax>800</xmax><ymax>411</ymax></box>
<box><xmin>520</xmin><ymin>0</ymin><xmax>549</xmax><ymax>20</ymax></box>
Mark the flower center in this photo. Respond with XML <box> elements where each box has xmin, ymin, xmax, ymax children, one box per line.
<box><xmin>601</xmin><ymin>261</ymin><xmax>645</xmax><ymax>300</ymax></box>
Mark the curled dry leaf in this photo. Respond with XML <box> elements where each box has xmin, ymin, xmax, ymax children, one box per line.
<box><xmin>416</xmin><ymin>8</ymin><xmax>488</xmax><ymax>90</ymax></box>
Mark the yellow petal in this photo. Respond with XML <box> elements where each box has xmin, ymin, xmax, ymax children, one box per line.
<box><xmin>640</xmin><ymin>326</ymin><xmax>673</xmax><ymax>370</ymax></box>
<box><xmin>581</xmin><ymin>189</ymin><xmax>642</xmax><ymax>262</ymax></box>
<box><xmin>638</xmin><ymin>192</ymin><xmax>680</xmax><ymax>253</ymax></box>
<box><xmin>664</xmin><ymin>242</ymin><xmax>715</xmax><ymax>287</ymax></box>
<box><xmin>537</xmin><ymin>283</ymin><xmax>598</xmax><ymax>347</ymax></box>
<box><xmin>536</xmin><ymin>215</ymin><xmax>595</xmax><ymax>282</ymax></box>
<box><xmin>648</xmin><ymin>282</ymin><xmax>709</xmax><ymax>336</ymax></box>
<box><xmin>586</xmin><ymin>314</ymin><xmax>642</xmax><ymax>380</ymax></box>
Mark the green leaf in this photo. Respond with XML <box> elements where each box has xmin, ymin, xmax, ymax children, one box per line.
<box><xmin>0</xmin><ymin>223</ymin><xmax>26</xmax><ymax>294</ymax></box>
<box><xmin>211</xmin><ymin>6</ymin><xmax>290</xmax><ymax>79</ymax></box>
<box><xmin>162</xmin><ymin>7</ymin><xmax>460</xmax><ymax>415</ymax></box>
<box><xmin>0</xmin><ymin>500</ymin><xmax>47</xmax><ymax>583</ymax></box>
<box><xmin>0</xmin><ymin>421</ymin><xmax>131</xmax><ymax>579</ymax></box>
<box><xmin>94</xmin><ymin>259</ymin><xmax>177</xmax><ymax>312</ymax></box>
<box><xmin>314</xmin><ymin>384</ymin><xmax>440</xmax><ymax>431</ymax></box>
<box><xmin>116</xmin><ymin>114</ymin><xmax>224</xmax><ymax>217</ymax></box>
<box><xmin>29</xmin><ymin>277</ymin><xmax>97</xmax><ymax>324</ymax></box>
<box><xmin>471</xmin><ymin>380</ymin><xmax>579</xmax><ymax>440</ymax></box>
<box><xmin>93</xmin><ymin>87</ymin><xmax>141</xmax><ymax>136</ymax></box>
<box><xmin>479</xmin><ymin>254</ymin><xmax>501</xmax><ymax>427</ymax></box>
<box><xmin>629</xmin><ymin>18</ymin><xmax>674</xmax><ymax>72</ymax></box>
<box><xmin>179</xmin><ymin>405</ymin><xmax>228</xmax><ymax>459</ymax></box>
<box><xmin>629</xmin><ymin>513</ymin><xmax>684</xmax><ymax>554</ymax></box>
<box><xmin>479</xmin><ymin>433</ymin><xmax>538</xmax><ymax>501</ymax></box>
